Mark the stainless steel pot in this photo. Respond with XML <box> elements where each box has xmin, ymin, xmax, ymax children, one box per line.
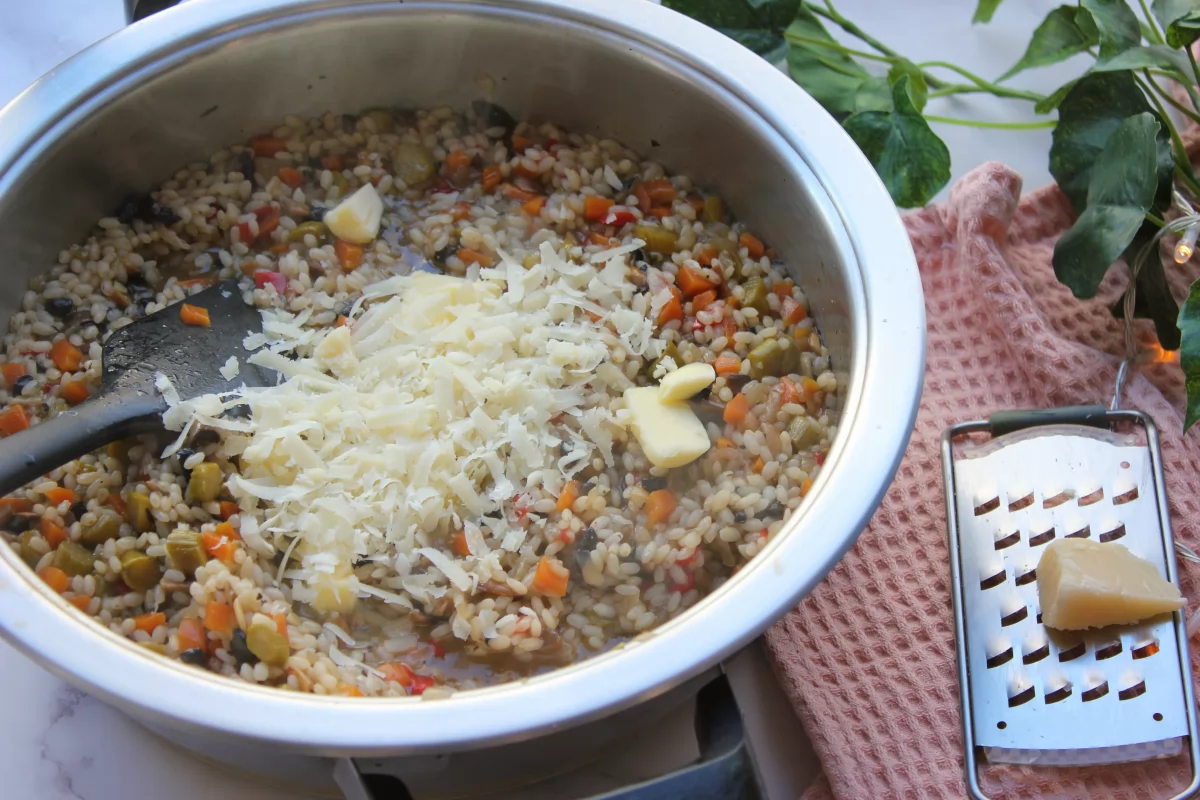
<box><xmin>0</xmin><ymin>0</ymin><xmax>924</xmax><ymax>772</ymax></box>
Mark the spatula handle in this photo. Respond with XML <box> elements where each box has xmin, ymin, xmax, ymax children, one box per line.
<box><xmin>0</xmin><ymin>389</ymin><xmax>163</xmax><ymax>498</ymax></box>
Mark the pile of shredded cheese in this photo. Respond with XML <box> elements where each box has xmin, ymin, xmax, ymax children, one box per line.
<box><xmin>160</xmin><ymin>240</ymin><xmax>661</xmax><ymax>612</ymax></box>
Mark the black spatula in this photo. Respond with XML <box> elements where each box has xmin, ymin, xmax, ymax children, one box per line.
<box><xmin>0</xmin><ymin>280</ymin><xmax>271</xmax><ymax>497</ymax></box>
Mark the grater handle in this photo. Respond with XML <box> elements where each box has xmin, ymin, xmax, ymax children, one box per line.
<box><xmin>987</xmin><ymin>405</ymin><xmax>1109</xmax><ymax>436</ymax></box>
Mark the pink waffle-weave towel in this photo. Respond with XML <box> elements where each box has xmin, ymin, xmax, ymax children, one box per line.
<box><xmin>765</xmin><ymin>161</ymin><xmax>1200</xmax><ymax>800</ymax></box>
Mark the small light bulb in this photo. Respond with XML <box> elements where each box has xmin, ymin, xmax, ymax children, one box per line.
<box><xmin>1176</xmin><ymin>225</ymin><xmax>1200</xmax><ymax>264</ymax></box>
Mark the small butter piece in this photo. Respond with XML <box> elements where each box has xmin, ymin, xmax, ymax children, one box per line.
<box><xmin>658</xmin><ymin>362</ymin><xmax>716</xmax><ymax>402</ymax></box>
<box><xmin>324</xmin><ymin>183</ymin><xmax>383</xmax><ymax>244</ymax></box>
<box><xmin>311</xmin><ymin>574</ymin><xmax>359</xmax><ymax>614</ymax></box>
<box><xmin>1037</xmin><ymin>539</ymin><xmax>1184</xmax><ymax>630</ymax></box>
<box><xmin>624</xmin><ymin>386</ymin><xmax>711</xmax><ymax>468</ymax></box>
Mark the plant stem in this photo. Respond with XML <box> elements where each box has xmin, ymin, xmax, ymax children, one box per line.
<box><xmin>1188</xmin><ymin>48</ymin><xmax>1200</xmax><ymax>94</ymax></box>
<box><xmin>1139</xmin><ymin>0</ymin><xmax>1166</xmax><ymax>44</ymax></box>
<box><xmin>1137</xmin><ymin>72</ymin><xmax>1200</xmax><ymax>193</ymax></box>
<box><xmin>809</xmin><ymin>2</ymin><xmax>947</xmax><ymax>90</ymax></box>
<box><xmin>781</xmin><ymin>32</ymin><xmax>896</xmax><ymax>64</ymax></box>
<box><xmin>919</xmin><ymin>63</ymin><xmax>1045</xmax><ymax>102</ymax></box>
<box><xmin>925</xmin><ymin>115</ymin><xmax>1056</xmax><ymax>130</ymax></box>
<box><xmin>1145</xmin><ymin>73</ymin><xmax>1200</xmax><ymax>125</ymax></box>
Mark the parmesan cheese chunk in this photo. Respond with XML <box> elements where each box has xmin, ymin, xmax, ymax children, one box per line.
<box><xmin>624</xmin><ymin>386</ymin><xmax>710</xmax><ymax>469</ymax></box>
<box><xmin>1037</xmin><ymin>539</ymin><xmax>1184</xmax><ymax>630</ymax></box>
<box><xmin>658</xmin><ymin>363</ymin><xmax>716</xmax><ymax>402</ymax></box>
<box><xmin>323</xmin><ymin>183</ymin><xmax>383</xmax><ymax>244</ymax></box>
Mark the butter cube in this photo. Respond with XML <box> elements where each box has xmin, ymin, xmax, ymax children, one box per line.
<box><xmin>658</xmin><ymin>363</ymin><xmax>716</xmax><ymax>402</ymax></box>
<box><xmin>624</xmin><ymin>386</ymin><xmax>711</xmax><ymax>468</ymax></box>
<box><xmin>1037</xmin><ymin>539</ymin><xmax>1184</xmax><ymax>630</ymax></box>
<box><xmin>324</xmin><ymin>183</ymin><xmax>383</xmax><ymax>244</ymax></box>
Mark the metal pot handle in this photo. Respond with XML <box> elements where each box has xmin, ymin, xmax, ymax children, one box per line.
<box><xmin>333</xmin><ymin>675</ymin><xmax>761</xmax><ymax>800</ymax></box>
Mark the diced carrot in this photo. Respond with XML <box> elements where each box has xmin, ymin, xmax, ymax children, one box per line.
<box><xmin>107</xmin><ymin>493</ymin><xmax>127</xmax><ymax>516</ymax></box>
<box><xmin>335</xmin><ymin>239</ymin><xmax>365</xmax><ymax>270</ymax></box>
<box><xmin>644</xmin><ymin>489</ymin><xmax>678</xmax><ymax>527</ymax></box>
<box><xmin>531</xmin><ymin>556</ymin><xmax>570</xmax><ymax>597</ymax></box>
<box><xmin>0</xmin><ymin>405</ymin><xmax>30</xmax><ymax>435</ymax></box>
<box><xmin>202</xmin><ymin>529</ymin><xmax>238</xmax><ymax>562</ymax></box>
<box><xmin>499</xmin><ymin>183</ymin><xmax>537</xmax><ymax>203</ymax></box>
<box><xmin>515</xmin><ymin>162</ymin><xmax>541</xmax><ymax>181</ymax></box>
<box><xmin>215</xmin><ymin>521</ymin><xmax>241</xmax><ymax>541</ymax></box>
<box><xmin>178</xmin><ymin>617</ymin><xmax>207</xmax><ymax>653</ymax></box>
<box><xmin>773</xmin><ymin>280</ymin><xmax>794</xmax><ymax>300</ymax></box>
<box><xmin>273</xmin><ymin>612</ymin><xmax>289</xmax><ymax>639</ymax></box>
<box><xmin>482</xmin><ymin>166</ymin><xmax>502</xmax><ymax>193</ymax></box>
<box><xmin>0</xmin><ymin>498</ymin><xmax>32</xmax><ymax>512</ymax></box>
<box><xmin>656</xmin><ymin>294</ymin><xmax>683</xmax><ymax>327</ymax></box>
<box><xmin>781</xmin><ymin>296</ymin><xmax>807</xmax><ymax>326</ymax></box>
<box><xmin>40</xmin><ymin>519</ymin><xmax>68</xmax><ymax>549</ymax></box>
<box><xmin>134</xmin><ymin>612</ymin><xmax>166</xmax><ymax>634</ymax></box>
<box><xmin>801</xmin><ymin>477</ymin><xmax>814</xmax><ymax>497</ymax></box>
<box><xmin>511</xmin><ymin>134</ymin><xmax>534</xmax><ymax>153</ymax></box>
<box><xmin>337</xmin><ymin>684</ymin><xmax>365</xmax><ymax>697</ymax></box>
<box><xmin>557</xmin><ymin>480</ymin><xmax>581</xmax><ymax>513</ymax></box>
<box><xmin>588</xmin><ymin>232</ymin><xmax>613</xmax><ymax>247</ymax></box>
<box><xmin>179</xmin><ymin>303</ymin><xmax>211</xmax><ymax>327</ymax></box>
<box><xmin>203</xmin><ymin>601</ymin><xmax>234</xmax><ymax>636</ymax></box>
<box><xmin>522</xmin><ymin>196</ymin><xmax>546</xmax><ymax>216</ymax></box>
<box><xmin>647</xmin><ymin>206</ymin><xmax>672</xmax><ymax>220</ymax></box>
<box><xmin>254</xmin><ymin>206</ymin><xmax>280</xmax><ymax>239</ymax></box>
<box><xmin>584</xmin><ymin>196</ymin><xmax>615</xmax><ymax>222</ymax></box>
<box><xmin>692</xmin><ymin>290</ymin><xmax>717</xmax><ymax>312</ymax></box>
<box><xmin>677</xmin><ymin>265</ymin><xmax>717</xmax><ymax>299</ymax></box>
<box><xmin>717</xmin><ymin>436</ymin><xmax>735</xmax><ymax>449</ymax></box>
<box><xmin>713</xmin><ymin>354</ymin><xmax>742</xmax><ymax>376</ymax></box>
<box><xmin>687</xmin><ymin>194</ymin><xmax>706</xmax><ymax>213</ymax></box>
<box><xmin>798</xmin><ymin>376</ymin><xmax>820</xmax><ymax>402</ymax></box>
<box><xmin>277</xmin><ymin>167</ymin><xmax>303</xmax><ymax>189</ymax></box>
<box><xmin>268</xmin><ymin>243</ymin><xmax>289</xmax><ymax>255</ymax></box>
<box><xmin>62</xmin><ymin>381</ymin><xmax>90</xmax><ymax>406</ymax></box>
<box><xmin>752</xmin><ymin>457</ymin><xmax>765</xmax><ymax>474</ymax></box>
<box><xmin>775</xmin><ymin>377</ymin><xmax>801</xmax><ymax>407</ymax></box>
<box><xmin>445</xmin><ymin>150</ymin><xmax>472</xmax><ymax>173</ymax></box>
<box><xmin>218</xmin><ymin>501</ymin><xmax>239</xmax><ymax>520</ymax></box>
<box><xmin>69</xmin><ymin>595</ymin><xmax>92</xmax><ymax>612</ymax></box>
<box><xmin>410</xmin><ymin>674</ymin><xmax>437</xmax><ymax>695</ymax></box>
<box><xmin>50</xmin><ymin>339</ymin><xmax>83</xmax><ymax>373</ymax></box>
<box><xmin>450</xmin><ymin>201</ymin><xmax>471</xmax><ymax>221</ymax></box>
<box><xmin>695</xmin><ymin>246</ymin><xmax>718</xmax><ymax>267</ymax></box>
<box><xmin>378</xmin><ymin>662</ymin><xmax>415</xmax><ymax>686</ymax></box>
<box><xmin>637</xmin><ymin>179</ymin><xmax>676</xmax><ymax>207</ymax></box>
<box><xmin>2</xmin><ymin>363</ymin><xmax>26</xmax><ymax>389</ymax></box>
<box><xmin>723</xmin><ymin>393</ymin><xmax>749</xmax><ymax>425</ymax></box>
<box><xmin>740</xmin><ymin>232</ymin><xmax>765</xmax><ymax>259</ymax></box>
<box><xmin>250</xmin><ymin>135</ymin><xmax>288</xmax><ymax>157</ymax></box>
<box><xmin>451</xmin><ymin>531</ymin><xmax>470</xmax><ymax>557</ymax></box>
<box><xmin>321</xmin><ymin>153</ymin><xmax>345</xmax><ymax>171</ymax></box>
<box><xmin>722</xmin><ymin>317</ymin><xmax>739</xmax><ymax>339</ymax></box>
<box><xmin>38</xmin><ymin>566</ymin><xmax>70</xmax><ymax>593</ymax></box>
<box><xmin>44</xmin><ymin>487</ymin><xmax>75</xmax><ymax>506</ymax></box>
<box><xmin>457</xmin><ymin>248</ymin><xmax>495</xmax><ymax>267</ymax></box>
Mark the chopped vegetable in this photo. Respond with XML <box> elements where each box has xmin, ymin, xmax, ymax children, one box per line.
<box><xmin>0</xmin><ymin>497</ymin><xmax>32</xmax><ymax>513</ymax></box>
<box><xmin>53</xmin><ymin>540</ymin><xmax>95</xmax><ymax>576</ymax></box>
<box><xmin>457</xmin><ymin>248</ymin><xmax>495</xmax><ymax>267</ymax></box>
<box><xmin>500</xmin><ymin>183</ymin><xmax>537</xmax><ymax>203</ymax></box>
<box><xmin>635</xmin><ymin>179</ymin><xmax>677</xmax><ymax>208</ymax></box>
<box><xmin>557</xmin><ymin>480</ymin><xmax>581</xmax><ymax>513</ymax></box>
<box><xmin>451</xmin><ymin>531</ymin><xmax>470</xmax><ymax>557</ymax></box>
<box><xmin>39</xmin><ymin>518</ymin><xmax>68</xmax><ymax>549</ymax></box>
<box><xmin>445</xmin><ymin>150</ymin><xmax>472</xmax><ymax>173</ymax></box>
<box><xmin>180</xmin><ymin>303</ymin><xmax>211</xmax><ymax>327</ymax></box>
<box><xmin>584</xmin><ymin>196</ymin><xmax>615</xmax><ymax>221</ymax></box>
<box><xmin>250</xmin><ymin>135</ymin><xmax>288</xmax><ymax>157</ymax></box>
<box><xmin>512</xmin><ymin>134</ymin><xmax>533</xmax><ymax>153</ymax></box>
<box><xmin>692</xmin><ymin>289</ymin><xmax>717</xmax><ymax>311</ymax></box>
<box><xmin>165</xmin><ymin>530</ymin><xmax>208</xmax><ymax>576</ymax></box>
<box><xmin>522</xmin><ymin>196</ymin><xmax>546</xmax><ymax>216</ymax></box>
<box><xmin>61</xmin><ymin>381</ymin><xmax>90</xmax><ymax>406</ymax></box>
<box><xmin>450</xmin><ymin>202</ymin><xmax>471</xmax><ymax>221</ymax></box>
<box><xmin>0</xmin><ymin>405</ymin><xmax>30</xmax><ymax>435</ymax></box>
<box><xmin>713</xmin><ymin>354</ymin><xmax>742</xmax><ymax>376</ymax></box>
<box><xmin>786</xmin><ymin>416</ymin><xmax>822</xmax><ymax>448</ymax></box>
<box><xmin>752</xmin><ymin>457</ymin><xmax>765</xmax><ymax>474</ymax></box>
<box><xmin>482</xmin><ymin>165</ymin><xmax>502</xmax><ymax>193</ymax></box>
<box><xmin>773</xmin><ymin>279</ymin><xmax>794</xmax><ymax>299</ymax></box>
<box><xmin>717</xmin><ymin>436</ymin><xmax>735</xmax><ymax>448</ymax></box>
<box><xmin>203</xmin><ymin>600</ymin><xmax>234</xmax><ymax>636</ymax></box>
<box><xmin>218</xmin><ymin>501</ymin><xmax>239</xmax><ymax>520</ymax></box>
<box><xmin>393</xmin><ymin>143</ymin><xmax>436</xmax><ymax>186</ymax></box>
<box><xmin>44</xmin><ymin>487</ymin><xmax>74</xmax><ymax>506</ymax></box>
<box><xmin>321</xmin><ymin>153</ymin><xmax>345</xmax><ymax>171</ymax></box>
<box><xmin>49</xmin><ymin>339</ymin><xmax>83</xmax><ymax>372</ymax></box>
<box><xmin>186</xmin><ymin>462</ymin><xmax>223</xmax><ymax>504</ymax></box>
<box><xmin>740</xmin><ymin>232</ymin><xmax>765</xmax><ymax>259</ymax></box>
<box><xmin>230</xmin><ymin>628</ymin><xmax>258</xmax><ymax>665</ymax></box>
<box><xmin>724</xmin><ymin>393</ymin><xmax>749</xmax><ymax>425</ymax></box>
<box><xmin>37</xmin><ymin>566</ymin><xmax>70</xmax><ymax>593</ymax></box>
<box><xmin>107</xmin><ymin>493</ymin><xmax>127</xmax><ymax>517</ymax></box>
<box><xmin>746</xmin><ymin>337</ymin><xmax>801</xmax><ymax>380</ymax></box>
<box><xmin>676</xmin><ymin>265</ymin><xmax>717</xmax><ymax>299</ymax></box>
<box><xmin>17</xmin><ymin>531</ymin><xmax>39</xmax><ymax>567</ymax></box>
<box><xmin>776</xmin><ymin>377</ymin><xmax>803</xmax><ymax>407</ymax></box>
<box><xmin>133</xmin><ymin>611</ymin><xmax>166</xmax><ymax>634</ymax></box>
<box><xmin>644</xmin><ymin>489</ymin><xmax>678</xmax><ymax>527</ymax></box>
<box><xmin>634</xmin><ymin>225</ymin><xmax>678</xmax><ymax>255</ymax></box>
<box><xmin>127</xmin><ymin>491</ymin><xmax>153</xmax><ymax>533</ymax></box>
<box><xmin>254</xmin><ymin>206</ymin><xmax>281</xmax><ymax>240</ymax></box>
<box><xmin>246</xmin><ymin>618</ymin><xmax>290</xmax><ymax>666</ymax></box>
<box><xmin>378</xmin><ymin>662</ymin><xmax>415</xmax><ymax>686</ymax></box>
<box><xmin>2</xmin><ymin>363</ymin><xmax>26</xmax><ymax>389</ymax></box>
<box><xmin>278</xmin><ymin>167</ymin><xmax>303</xmax><ymax>188</ymax></box>
<box><xmin>703</xmin><ymin>195</ymin><xmax>725</xmax><ymax>223</ymax></box>
<box><xmin>68</xmin><ymin>595</ymin><xmax>92</xmax><ymax>612</ymax></box>
<box><xmin>800</xmin><ymin>477</ymin><xmax>814</xmax><ymax>496</ymax></box>
<box><xmin>120</xmin><ymin>550</ymin><xmax>161</xmax><ymax>592</ymax></box>
<box><xmin>337</xmin><ymin>684</ymin><xmax>365</xmax><ymax>697</ymax></box>
<box><xmin>80</xmin><ymin>508</ymin><xmax>122</xmax><ymax>546</ymax></box>
<box><xmin>740</xmin><ymin>276</ymin><xmax>771</xmax><ymax>316</ymax></box>
<box><xmin>178</xmin><ymin>617</ymin><xmax>207</xmax><ymax>653</ymax></box>
<box><xmin>604</xmin><ymin>207</ymin><xmax>637</xmax><ymax>227</ymax></box>
<box><xmin>288</xmin><ymin>220</ymin><xmax>328</xmax><ymax>243</ymax></box>
<box><xmin>254</xmin><ymin>271</ymin><xmax>288</xmax><ymax>295</ymax></box>
<box><xmin>335</xmin><ymin>240</ymin><xmax>365</xmax><ymax>270</ymax></box>
<box><xmin>273</xmin><ymin>613</ymin><xmax>288</xmax><ymax>638</ymax></box>
<box><xmin>781</xmin><ymin>296</ymin><xmax>807</xmax><ymax>325</ymax></box>
<box><xmin>656</xmin><ymin>292</ymin><xmax>683</xmax><ymax>327</ymax></box>
<box><xmin>202</xmin><ymin>526</ymin><xmax>238</xmax><ymax>562</ymax></box>
<box><xmin>531</xmin><ymin>555</ymin><xmax>570</xmax><ymax>597</ymax></box>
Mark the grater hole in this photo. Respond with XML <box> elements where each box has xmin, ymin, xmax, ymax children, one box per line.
<box><xmin>987</xmin><ymin>648</ymin><xmax>1014</xmax><ymax>668</ymax></box>
<box><xmin>1081</xmin><ymin>682</ymin><xmax>1109</xmax><ymax>702</ymax></box>
<box><xmin>975</xmin><ymin>496</ymin><xmax>1001</xmax><ymax>516</ymax></box>
<box><xmin>1014</xmin><ymin>568</ymin><xmax>1037</xmax><ymax>586</ymax></box>
<box><xmin>1008</xmin><ymin>494</ymin><xmax>1034</xmax><ymax>512</ymax></box>
<box><xmin>1058</xmin><ymin>642</ymin><xmax>1086</xmax><ymax>662</ymax></box>
<box><xmin>1028</xmin><ymin>528</ymin><xmax>1055</xmax><ymax>547</ymax></box>
<box><xmin>1095</xmin><ymin>641</ymin><xmax>1123</xmax><ymax>660</ymax></box>
<box><xmin>1119</xmin><ymin>681</ymin><xmax>1147</xmax><ymax>701</ymax></box>
<box><xmin>1112</xmin><ymin>487</ymin><xmax>1139</xmax><ymax>505</ymax></box>
<box><xmin>1022</xmin><ymin>644</ymin><xmax>1050</xmax><ymax>665</ymax></box>
<box><xmin>1132</xmin><ymin>640</ymin><xmax>1160</xmax><ymax>660</ymax></box>
<box><xmin>1065</xmin><ymin>524</ymin><xmax>1091</xmax><ymax>539</ymax></box>
<box><xmin>1043</xmin><ymin>492</ymin><xmax>1071</xmax><ymax>509</ymax></box>
<box><xmin>1036</xmin><ymin>612</ymin><xmax>1043</xmax><ymax>624</ymax></box>
<box><xmin>1154</xmin><ymin>713</ymin><xmax>1164</xmax><ymax>722</ymax></box>
<box><xmin>1044</xmin><ymin>684</ymin><xmax>1072</xmax><ymax>704</ymax></box>
<box><xmin>1099</xmin><ymin>523</ymin><xmax>1127</xmax><ymax>543</ymax></box>
<box><xmin>1078</xmin><ymin>488</ymin><xmax>1104</xmax><ymax>507</ymax></box>
<box><xmin>994</xmin><ymin>530</ymin><xmax>1021</xmax><ymax>551</ymax></box>
<box><xmin>1008</xmin><ymin>685</ymin><xmax>1036</xmax><ymax>707</ymax></box>
<box><xmin>997</xmin><ymin>721</ymin><xmax>1007</xmax><ymax>730</ymax></box>
<box><xmin>980</xmin><ymin>569</ymin><xmax>1006</xmax><ymax>591</ymax></box>
<box><xmin>1000</xmin><ymin>605</ymin><xmax>1028</xmax><ymax>627</ymax></box>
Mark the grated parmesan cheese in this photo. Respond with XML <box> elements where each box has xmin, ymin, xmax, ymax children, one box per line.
<box><xmin>219</xmin><ymin>356</ymin><xmax>240</xmax><ymax>381</ymax></box>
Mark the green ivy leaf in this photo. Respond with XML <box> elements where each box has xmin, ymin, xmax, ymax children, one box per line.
<box><xmin>854</xmin><ymin>76</ymin><xmax>894</xmax><ymax>112</ymax></box>
<box><xmin>1179</xmin><ymin>278</ymin><xmax>1200</xmax><ymax>430</ymax></box>
<box><xmin>888</xmin><ymin>59</ymin><xmax>929</xmax><ymax>112</ymax></box>
<box><xmin>719</xmin><ymin>28</ymin><xmax>789</xmax><ymax>61</ymax></box>
<box><xmin>973</xmin><ymin>0</ymin><xmax>1005</xmax><ymax>23</ymax></box>
<box><xmin>663</xmin><ymin>0</ymin><xmax>801</xmax><ymax>29</ymax></box>
<box><xmin>1092</xmin><ymin>44</ymin><xmax>1193</xmax><ymax>75</ymax></box>
<box><xmin>1036</xmin><ymin>79</ymin><xmax>1079</xmax><ymax>113</ymax></box>
<box><xmin>1080</xmin><ymin>0</ymin><xmax>1143</xmax><ymax>58</ymax></box>
<box><xmin>999</xmin><ymin>6</ymin><xmax>1100</xmax><ymax>81</ymax></box>
<box><xmin>1053</xmin><ymin>113</ymin><xmax>1161</xmax><ymax>298</ymax></box>
<box><xmin>842</xmin><ymin>76</ymin><xmax>951</xmax><ymax>208</ymax></box>
<box><xmin>785</xmin><ymin>6</ymin><xmax>872</xmax><ymax>116</ymax></box>
<box><xmin>1152</xmin><ymin>0</ymin><xmax>1200</xmax><ymax>48</ymax></box>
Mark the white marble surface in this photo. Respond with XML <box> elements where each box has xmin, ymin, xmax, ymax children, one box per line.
<box><xmin>0</xmin><ymin>1</ymin><xmax>1076</xmax><ymax>798</ymax></box>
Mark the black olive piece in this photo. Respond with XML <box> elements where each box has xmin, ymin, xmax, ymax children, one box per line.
<box><xmin>342</xmin><ymin>114</ymin><xmax>357</xmax><ymax>133</ymax></box>
<box><xmin>724</xmin><ymin>374</ymin><xmax>752</xmax><ymax>392</ymax></box>
<box><xmin>307</xmin><ymin>156</ymin><xmax>323</xmax><ymax>171</ymax></box>
<box><xmin>191</xmin><ymin>428</ymin><xmax>221</xmax><ymax>449</ymax></box>
<box><xmin>175</xmin><ymin>448</ymin><xmax>196</xmax><ymax>477</ymax></box>
<box><xmin>574</xmin><ymin>528</ymin><xmax>599</xmax><ymax>570</ymax></box>
<box><xmin>180</xmin><ymin>648</ymin><xmax>208</xmax><ymax>667</ymax></box>
<box><xmin>237</xmin><ymin>150</ymin><xmax>257</xmax><ymax>191</ymax></box>
<box><xmin>310</xmin><ymin>205</ymin><xmax>327</xmax><ymax>222</ymax></box>
<box><xmin>689</xmin><ymin>400</ymin><xmax>726</xmax><ymax>426</ymax></box>
<box><xmin>733</xmin><ymin>510</ymin><xmax>747</xmax><ymax>524</ymax></box>
<box><xmin>3</xmin><ymin>513</ymin><xmax>35</xmax><ymax>533</ymax></box>
<box><xmin>642</xmin><ymin>476</ymin><xmax>668</xmax><ymax>492</ymax></box>
<box><xmin>125</xmin><ymin>274</ymin><xmax>156</xmax><ymax>304</ymax></box>
<box><xmin>70</xmin><ymin>501</ymin><xmax>88</xmax><ymax>520</ymax></box>
<box><xmin>115</xmin><ymin>195</ymin><xmax>143</xmax><ymax>225</ymax></box>
<box><xmin>580</xmin><ymin>481</ymin><xmax>596</xmax><ymax>494</ymax></box>
<box><xmin>632</xmin><ymin>249</ymin><xmax>648</xmax><ymax>265</ymax></box>
<box><xmin>471</xmin><ymin>100</ymin><xmax>517</xmax><ymax>135</ymax></box>
<box><xmin>431</xmin><ymin>245</ymin><xmax>457</xmax><ymax>267</ymax></box>
<box><xmin>149</xmin><ymin>202</ymin><xmax>181</xmax><ymax>225</ymax></box>
<box><xmin>44</xmin><ymin>297</ymin><xmax>74</xmax><ymax>319</ymax></box>
<box><xmin>229</xmin><ymin>628</ymin><xmax>259</xmax><ymax>666</ymax></box>
<box><xmin>690</xmin><ymin>384</ymin><xmax>712</xmax><ymax>401</ymax></box>
<box><xmin>558</xmin><ymin>440</ymin><xmax>570</xmax><ymax>457</ymax></box>
<box><xmin>222</xmin><ymin>403</ymin><xmax>254</xmax><ymax>420</ymax></box>
<box><xmin>11</xmin><ymin>375</ymin><xmax>33</xmax><ymax>396</ymax></box>
<box><xmin>272</xmin><ymin>549</ymin><xmax>286</xmax><ymax>567</ymax></box>
<box><xmin>764</xmin><ymin>501</ymin><xmax>785</xmax><ymax>519</ymax></box>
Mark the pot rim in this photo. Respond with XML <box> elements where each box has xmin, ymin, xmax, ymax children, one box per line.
<box><xmin>0</xmin><ymin>0</ymin><xmax>924</xmax><ymax>753</ymax></box>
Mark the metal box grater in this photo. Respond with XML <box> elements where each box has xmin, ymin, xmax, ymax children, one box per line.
<box><xmin>942</xmin><ymin>407</ymin><xmax>1200</xmax><ymax>800</ymax></box>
